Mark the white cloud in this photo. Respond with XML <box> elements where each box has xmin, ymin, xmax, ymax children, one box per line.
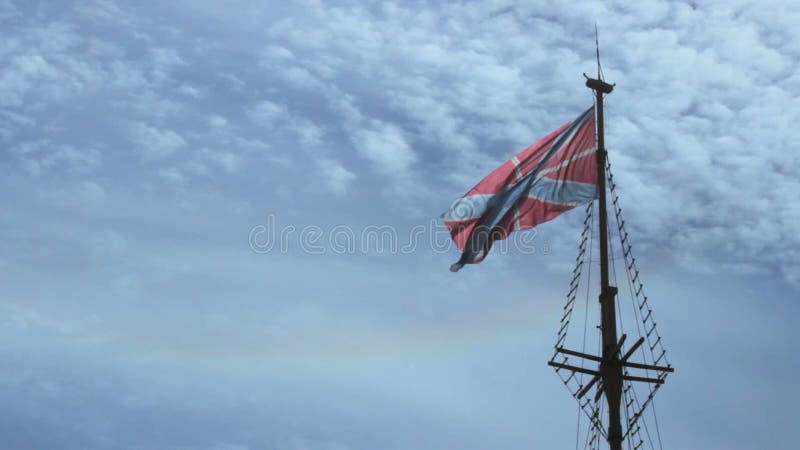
<box><xmin>130</xmin><ymin>123</ymin><xmax>186</xmax><ymax>161</ymax></box>
<box><xmin>200</xmin><ymin>148</ymin><xmax>241</xmax><ymax>173</ymax></box>
<box><xmin>177</xmin><ymin>83</ymin><xmax>203</xmax><ymax>98</ymax></box>
<box><xmin>247</xmin><ymin>98</ymin><xmax>325</xmax><ymax>149</ymax></box>
<box><xmin>9</xmin><ymin>140</ymin><xmax>102</xmax><ymax>176</ymax></box>
<box><xmin>0</xmin><ymin>53</ymin><xmax>56</xmax><ymax>107</ymax></box>
<box><xmin>0</xmin><ymin>21</ymin><xmax>116</xmax><ymax>108</ymax></box>
<box><xmin>209</xmin><ymin>115</ymin><xmax>227</xmax><ymax>128</ymax></box>
<box><xmin>246</xmin><ymin>100</ymin><xmax>285</xmax><ymax>126</ymax></box>
<box><xmin>288</xmin><ymin>117</ymin><xmax>324</xmax><ymax>147</ymax></box>
<box><xmin>156</xmin><ymin>166</ymin><xmax>189</xmax><ymax>187</ymax></box>
<box><xmin>327</xmin><ymin>93</ymin><xmax>421</xmax><ymax>195</ymax></box>
<box><xmin>353</xmin><ymin>121</ymin><xmax>417</xmax><ymax>175</ymax></box>
<box><xmin>149</xmin><ymin>48</ymin><xmax>184</xmax><ymax>82</ymax></box>
<box><xmin>317</xmin><ymin>159</ymin><xmax>356</xmax><ymax>196</ymax></box>
<box><xmin>261</xmin><ymin>44</ymin><xmax>295</xmax><ymax>62</ymax></box>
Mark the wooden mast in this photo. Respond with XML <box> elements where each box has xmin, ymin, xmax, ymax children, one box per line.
<box><xmin>586</xmin><ymin>72</ymin><xmax>622</xmax><ymax>450</ymax></box>
<box><xmin>548</xmin><ymin>31</ymin><xmax>674</xmax><ymax>450</ymax></box>
<box><xmin>586</xmin><ymin>25</ymin><xmax>623</xmax><ymax>450</ymax></box>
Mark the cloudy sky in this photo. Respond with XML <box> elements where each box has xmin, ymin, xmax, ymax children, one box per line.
<box><xmin>1</xmin><ymin>0</ymin><xmax>799</xmax><ymax>449</ymax></box>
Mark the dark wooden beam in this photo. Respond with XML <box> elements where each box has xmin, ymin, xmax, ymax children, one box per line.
<box><xmin>611</xmin><ymin>334</ymin><xmax>627</xmax><ymax>358</ymax></box>
<box><xmin>548</xmin><ymin>361</ymin><xmax>599</xmax><ymax>377</ymax></box>
<box><xmin>622</xmin><ymin>374</ymin><xmax>665</xmax><ymax>384</ymax></box>
<box><xmin>577</xmin><ymin>374</ymin><xmax>601</xmax><ymax>399</ymax></box>
<box><xmin>622</xmin><ymin>361</ymin><xmax>674</xmax><ymax>373</ymax></box>
<box><xmin>556</xmin><ymin>347</ymin><xmax>602</xmax><ymax>362</ymax></box>
<box><xmin>620</xmin><ymin>337</ymin><xmax>645</xmax><ymax>363</ymax></box>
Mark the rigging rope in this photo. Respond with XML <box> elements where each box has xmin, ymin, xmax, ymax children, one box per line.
<box><xmin>577</xmin><ymin>200</ymin><xmax>596</xmax><ymax>450</ymax></box>
<box><xmin>551</xmin><ymin>201</ymin><xmax>606</xmax><ymax>437</ymax></box>
<box><xmin>552</xmin><ymin>136</ymin><xmax>673</xmax><ymax>449</ymax></box>
<box><xmin>606</xmin><ymin>157</ymin><xmax>671</xmax><ymax>450</ymax></box>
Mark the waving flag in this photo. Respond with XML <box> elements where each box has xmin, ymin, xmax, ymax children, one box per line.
<box><xmin>443</xmin><ymin>107</ymin><xmax>598</xmax><ymax>272</ymax></box>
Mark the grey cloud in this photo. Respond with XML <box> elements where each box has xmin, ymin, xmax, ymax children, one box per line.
<box><xmin>1</xmin><ymin>1</ymin><xmax>799</xmax><ymax>449</ymax></box>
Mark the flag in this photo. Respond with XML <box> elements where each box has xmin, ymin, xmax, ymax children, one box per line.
<box><xmin>442</xmin><ymin>107</ymin><xmax>598</xmax><ymax>272</ymax></box>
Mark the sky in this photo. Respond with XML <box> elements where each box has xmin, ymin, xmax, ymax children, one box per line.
<box><xmin>1</xmin><ymin>0</ymin><xmax>799</xmax><ymax>449</ymax></box>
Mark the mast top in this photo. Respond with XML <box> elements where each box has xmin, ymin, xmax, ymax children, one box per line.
<box><xmin>595</xmin><ymin>23</ymin><xmax>601</xmax><ymax>79</ymax></box>
<box><xmin>586</xmin><ymin>77</ymin><xmax>614</xmax><ymax>94</ymax></box>
<box><xmin>585</xmin><ymin>24</ymin><xmax>614</xmax><ymax>94</ymax></box>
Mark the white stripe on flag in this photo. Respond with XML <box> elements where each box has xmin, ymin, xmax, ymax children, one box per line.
<box><xmin>539</xmin><ymin>146</ymin><xmax>597</xmax><ymax>177</ymax></box>
<box><xmin>511</xmin><ymin>156</ymin><xmax>522</xmax><ymax>182</ymax></box>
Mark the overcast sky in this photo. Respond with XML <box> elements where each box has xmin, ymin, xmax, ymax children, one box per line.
<box><xmin>1</xmin><ymin>1</ymin><xmax>799</xmax><ymax>449</ymax></box>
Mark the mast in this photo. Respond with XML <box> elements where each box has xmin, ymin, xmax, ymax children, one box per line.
<box><xmin>549</xmin><ymin>32</ymin><xmax>674</xmax><ymax>450</ymax></box>
<box><xmin>587</xmin><ymin>26</ymin><xmax>624</xmax><ymax>450</ymax></box>
<box><xmin>586</xmin><ymin>73</ymin><xmax>622</xmax><ymax>450</ymax></box>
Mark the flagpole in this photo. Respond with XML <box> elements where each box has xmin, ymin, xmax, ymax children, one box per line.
<box><xmin>586</xmin><ymin>58</ymin><xmax>622</xmax><ymax>449</ymax></box>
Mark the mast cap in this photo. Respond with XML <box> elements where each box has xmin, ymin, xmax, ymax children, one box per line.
<box><xmin>585</xmin><ymin>76</ymin><xmax>614</xmax><ymax>94</ymax></box>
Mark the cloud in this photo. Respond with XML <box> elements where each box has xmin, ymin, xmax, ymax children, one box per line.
<box><xmin>8</xmin><ymin>140</ymin><xmax>101</xmax><ymax>176</ymax></box>
<box><xmin>246</xmin><ymin>100</ymin><xmax>285</xmax><ymax>127</ymax></box>
<box><xmin>1</xmin><ymin>1</ymin><xmax>799</xmax><ymax>449</ymax></box>
<box><xmin>353</xmin><ymin>120</ymin><xmax>417</xmax><ymax>176</ymax></box>
<box><xmin>0</xmin><ymin>20</ymin><xmax>123</xmax><ymax>109</ymax></box>
<box><xmin>149</xmin><ymin>48</ymin><xmax>184</xmax><ymax>83</ymax></box>
<box><xmin>326</xmin><ymin>93</ymin><xmax>423</xmax><ymax>198</ymax></box>
<box><xmin>317</xmin><ymin>159</ymin><xmax>356</xmax><ymax>196</ymax></box>
<box><xmin>129</xmin><ymin>123</ymin><xmax>186</xmax><ymax>161</ymax></box>
<box><xmin>44</xmin><ymin>180</ymin><xmax>106</xmax><ymax>211</ymax></box>
<box><xmin>0</xmin><ymin>0</ymin><xmax>18</xmax><ymax>21</ymax></box>
<box><xmin>0</xmin><ymin>50</ymin><xmax>59</xmax><ymax>107</ymax></box>
<box><xmin>2</xmin><ymin>0</ymin><xmax>787</xmax><ymax>280</ymax></box>
<box><xmin>199</xmin><ymin>148</ymin><xmax>241</xmax><ymax>173</ymax></box>
<box><xmin>177</xmin><ymin>83</ymin><xmax>203</xmax><ymax>98</ymax></box>
<box><xmin>156</xmin><ymin>166</ymin><xmax>189</xmax><ymax>187</ymax></box>
<box><xmin>44</xmin><ymin>146</ymin><xmax>102</xmax><ymax>175</ymax></box>
<box><xmin>75</xmin><ymin>0</ymin><xmax>134</xmax><ymax>27</ymax></box>
<box><xmin>0</xmin><ymin>109</ymin><xmax>35</xmax><ymax>140</ymax></box>
<box><xmin>261</xmin><ymin>44</ymin><xmax>295</xmax><ymax>62</ymax></box>
<box><xmin>209</xmin><ymin>115</ymin><xmax>227</xmax><ymax>128</ymax></box>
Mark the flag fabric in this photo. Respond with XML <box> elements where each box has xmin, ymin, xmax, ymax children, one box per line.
<box><xmin>442</xmin><ymin>107</ymin><xmax>598</xmax><ymax>272</ymax></box>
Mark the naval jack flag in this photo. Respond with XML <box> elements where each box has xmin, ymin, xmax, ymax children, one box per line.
<box><xmin>443</xmin><ymin>107</ymin><xmax>598</xmax><ymax>272</ymax></box>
